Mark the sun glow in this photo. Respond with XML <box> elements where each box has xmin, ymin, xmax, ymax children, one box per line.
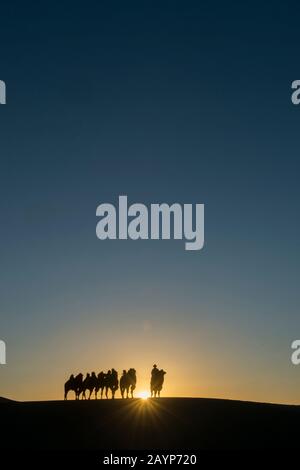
<box><xmin>138</xmin><ymin>390</ymin><xmax>150</xmax><ymax>400</ymax></box>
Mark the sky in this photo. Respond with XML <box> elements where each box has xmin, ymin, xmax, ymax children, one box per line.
<box><xmin>0</xmin><ymin>1</ymin><xmax>300</xmax><ymax>403</ymax></box>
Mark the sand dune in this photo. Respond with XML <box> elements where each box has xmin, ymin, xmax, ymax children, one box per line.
<box><xmin>0</xmin><ymin>397</ymin><xmax>299</xmax><ymax>450</ymax></box>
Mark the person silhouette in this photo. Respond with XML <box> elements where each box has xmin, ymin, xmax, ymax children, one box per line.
<box><xmin>110</xmin><ymin>368</ymin><xmax>119</xmax><ymax>399</ymax></box>
<box><xmin>82</xmin><ymin>372</ymin><xmax>90</xmax><ymax>400</ymax></box>
<box><xmin>151</xmin><ymin>364</ymin><xmax>159</xmax><ymax>380</ymax></box>
<box><xmin>105</xmin><ymin>370</ymin><xmax>112</xmax><ymax>399</ymax></box>
<box><xmin>95</xmin><ymin>371</ymin><xmax>105</xmax><ymax>399</ymax></box>
<box><xmin>120</xmin><ymin>370</ymin><xmax>127</xmax><ymax>399</ymax></box>
<box><xmin>89</xmin><ymin>371</ymin><xmax>97</xmax><ymax>399</ymax></box>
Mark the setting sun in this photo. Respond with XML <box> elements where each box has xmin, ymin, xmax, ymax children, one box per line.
<box><xmin>138</xmin><ymin>391</ymin><xmax>151</xmax><ymax>400</ymax></box>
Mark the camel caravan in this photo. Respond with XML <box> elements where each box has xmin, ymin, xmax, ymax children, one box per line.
<box><xmin>64</xmin><ymin>364</ymin><xmax>166</xmax><ymax>400</ymax></box>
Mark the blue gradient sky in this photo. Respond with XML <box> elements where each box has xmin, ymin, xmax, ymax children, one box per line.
<box><xmin>0</xmin><ymin>2</ymin><xmax>300</xmax><ymax>402</ymax></box>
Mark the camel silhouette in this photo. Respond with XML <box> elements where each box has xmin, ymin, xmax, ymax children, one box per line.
<box><xmin>150</xmin><ymin>369</ymin><xmax>166</xmax><ymax>397</ymax></box>
<box><xmin>64</xmin><ymin>373</ymin><xmax>83</xmax><ymax>400</ymax></box>
<box><xmin>120</xmin><ymin>369</ymin><xmax>137</xmax><ymax>398</ymax></box>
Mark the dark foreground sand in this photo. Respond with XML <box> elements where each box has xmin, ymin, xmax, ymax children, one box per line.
<box><xmin>0</xmin><ymin>397</ymin><xmax>299</xmax><ymax>450</ymax></box>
